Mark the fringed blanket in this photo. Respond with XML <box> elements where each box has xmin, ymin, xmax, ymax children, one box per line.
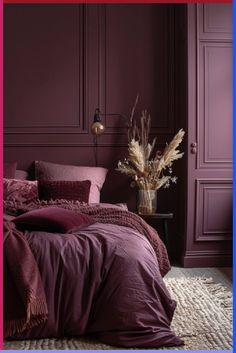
<box><xmin>4</xmin><ymin>220</ymin><xmax>48</xmax><ymax>338</ymax></box>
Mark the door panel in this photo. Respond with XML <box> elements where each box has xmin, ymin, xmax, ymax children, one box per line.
<box><xmin>195</xmin><ymin>179</ymin><xmax>232</xmax><ymax>242</ymax></box>
<box><xmin>198</xmin><ymin>42</ymin><xmax>232</xmax><ymax>168</ymax></box>
<box><xmin>198</xmin><ymin>3</ymin><xmax>232</xmax><ymax>40</ymax></box>
<box><xmin>183</xmin><ymin>4</ymin><xmax>232</xmax><ymax>267</ymax></box>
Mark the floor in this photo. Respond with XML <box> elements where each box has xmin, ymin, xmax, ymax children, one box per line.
<box><xmin>166</xmin><ymin>266</ymin><xmax>232</xmax><ymax>291</ymax></box>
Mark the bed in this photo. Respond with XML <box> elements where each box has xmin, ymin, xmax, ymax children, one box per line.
<box><xmin>3</xmin><ymin>161</ymin><xmax>183</xmax><ymax>348</ymax></box>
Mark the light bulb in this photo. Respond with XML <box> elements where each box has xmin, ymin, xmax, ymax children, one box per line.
<box><xmin>91</xmin><ymin>121</ymin><xmax>105</xmax><ymax>136</ymax></box>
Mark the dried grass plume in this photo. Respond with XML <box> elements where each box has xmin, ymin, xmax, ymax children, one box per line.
<box><xmin>117</xmin><ymin>97</ymin><xmax>185</xmax><ymax>191</ymax></box>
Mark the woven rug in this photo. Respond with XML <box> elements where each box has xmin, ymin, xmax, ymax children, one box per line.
<box><xmin>4</xmin><ymin>277</ymin><xmax>232</xmax><ymax>350</ymax></box>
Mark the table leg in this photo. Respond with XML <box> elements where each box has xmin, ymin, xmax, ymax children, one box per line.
<box><xmin>162</xmin><ymin>219</ymin><xmax>169</xmax><ymax>250</ymax></box>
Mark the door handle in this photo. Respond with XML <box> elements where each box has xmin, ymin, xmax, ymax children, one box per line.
<box><xmin>190</xmin><ymin>142</ymin><xmax>197</xmax><ymax>154</ymax></box>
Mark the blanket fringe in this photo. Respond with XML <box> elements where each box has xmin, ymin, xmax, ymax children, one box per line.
<box><xmin>4</xmin><ymin>297</ymin><xmax>48</xmax><ymax>338</ymax></box>
<box><xmin>26</xmin><ymin>296</ymin><xmax>48</xmax><ymax>320</ymax></box>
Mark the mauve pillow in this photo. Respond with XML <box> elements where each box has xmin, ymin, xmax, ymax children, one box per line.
<box><xmin>35</xmin><ymin>161</ymin><xmax>108</xmax><ymax>203</ymax></box>
<box><xmin>4</xmin><ymin>162</ymin><xmax>17</xmax><ymax>179</ymax></box>
<box><xmin>38</xmin><ymin>180</ymin><xmax>91</xmax><ymax>202</ymax></box>
<box><xmin>3</xmin><ymin>179</ymin><xmax>38</xmax><ymax>203</ymax></box>
<box><xmin>13</xmin><ymin>207</ymin><xmax>95</xmax><ymax>233</ymax></box>
<box><xmin>15</xmin><ymin>170</ymin><xmax>28</xmax><ymax>180</ymax></box>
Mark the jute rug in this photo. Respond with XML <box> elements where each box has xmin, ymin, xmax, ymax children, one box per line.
<box><xmin>4</xmin><ymin>277</ymin><xmax>232</xmax><ymax>350</ymax></box>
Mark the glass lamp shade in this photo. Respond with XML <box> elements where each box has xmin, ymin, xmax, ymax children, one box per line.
<box><xmin>91</xmin><ymin>121</ymin><xmax>105</xmax><ymax>136</ymax></box>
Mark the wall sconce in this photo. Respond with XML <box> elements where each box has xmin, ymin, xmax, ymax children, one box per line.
<box><xmin>91</xmin><ymin>108</ymin><xmax>106</xmax><ymax>136</ymax></box>
<box><xmin>91</xmin><ymin>108</ymin><xmax>128</xmax><ymax>166</ymax></box>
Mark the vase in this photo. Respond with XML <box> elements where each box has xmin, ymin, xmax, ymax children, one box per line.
<box><xmin>138</xmin><ymin>189</ymin><xmax>157</xmax><ymax>215</ymax></box>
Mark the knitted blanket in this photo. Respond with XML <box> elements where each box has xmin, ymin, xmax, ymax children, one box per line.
<box><xmin>4</xmin><ymin>199</ymin><xmax>171</xmax><ymax>277</ymax></box>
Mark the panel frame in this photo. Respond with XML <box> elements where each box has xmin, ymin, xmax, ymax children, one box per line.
<box><xmin>198</xmin><ymin>3</ymin><xmax>232</xmax><ymax>41</ymax></box>
<box><xmin>197</xmin><ymin>41</ymin><xmax>232</xmax><ymax>170</ymax></box>
<box><xmin>98</xmin><ymin>4</ymin><xmax>176</xmax><ymax>136</ymax></box>
<box><xmin>194</xmin><ymin>178</ymin><xmax>232</xmax><ymax>242</ymax></box>
<box><xmin>4</xmin><ymin>5</ymin><xmax>88</xmax><ymax>136</ymax></box>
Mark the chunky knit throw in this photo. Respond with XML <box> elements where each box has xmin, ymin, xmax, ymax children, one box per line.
<box><xmin>4</xmin><ymin>199</ymin><xmax>171</xmax><ymax>277</ymax></box>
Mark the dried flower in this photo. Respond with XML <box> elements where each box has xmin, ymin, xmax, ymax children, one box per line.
<box><xmin>117</xmin><ymin>101</ymin><xmax>185</xmax><ymax>191</ymax></box>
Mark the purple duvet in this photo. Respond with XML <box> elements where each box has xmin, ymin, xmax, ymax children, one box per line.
<box><xmin>10</xmin><ymin>221</ymin><xmax>183</xmax><ymax>348</ymax></box>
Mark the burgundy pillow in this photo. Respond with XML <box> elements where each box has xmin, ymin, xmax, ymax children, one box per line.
<box><xmin>38</xmin><ymin>180</ymin><xmax>91</xmax><ymax>202</ymax></box>
<box><xmin>13</xmin><ymin>206</ymin><xmax>95</xmax><ymax>233</ymax></box>
<box><xmin>4</xmin><ymin>162</ymin><xmax>17</xmax><ymax>179</ymax></box>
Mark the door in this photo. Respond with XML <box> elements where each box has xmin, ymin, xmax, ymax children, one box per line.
<box><xmin>183</xmin><ymin>4</ymin><xmax>232</xmax><ymax>267</ymax></box>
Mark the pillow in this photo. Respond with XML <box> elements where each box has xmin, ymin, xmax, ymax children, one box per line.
<box><xmin>13</xmin><ymin>206</ymin><xmax>95</xmax><ymax>233</ymax></box>
<box><xmin>15</xmin><ymin>170</ymin><xmax>29</xmax><ymax>180</ymax></box>
<box><xmin>4</xmin><ymin>179</ymin><xmax>38</xmax><ymax>203</ymax></box>
<box><xmin>35</xmin><ymin>161</ymin><xmax>108</xmax><ymax>203</ymax></box>
<box><xmin>4</xmin><ymin>162</ymin><xmax>17</xmax><ymax>179</ymax></box>
<box><xmin>38</xmin><ymin>180</ymin><xmax>91</xmax><ymax>202</ymax></box>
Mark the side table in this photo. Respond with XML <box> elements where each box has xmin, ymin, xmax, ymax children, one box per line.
<box><xmin>137</xmin><ymin>213</ymin><xmax>174</xmax><ymax>250</ymax></box>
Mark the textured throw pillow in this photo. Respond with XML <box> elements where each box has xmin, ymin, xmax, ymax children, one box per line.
<box><xmin>4</xmin><ymin>162</ymin><xmax>17</xmax><ymax>179</ymax></box>
<box><xmin>3</xmin><ymin>179</ymin><xmax>38</xmax><ymax>203</ymax></box>
<box><xmin>35</xmin><ymin>160</ymin><xmax>108</xmax><ymax>203</ymax></box>
<box><xmin>38</xmin><ymin>180</ymin><xmax>91</xmax><ymax>202</ymax></box>
<box><xmin>15</xmin><ymin>170</ymin><xmax>29</xmax><ymax>180</ymax></box>
<box><xmin>13</xmin><ymin>206</ymin><xmax>95</xmax><ymax>233</ymax></box>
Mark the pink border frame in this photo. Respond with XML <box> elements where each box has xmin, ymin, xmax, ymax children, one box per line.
<box><xmin>0</xmin><ymin>0</ymin><xmax>3</xmax><ymax>348</ymax></box>
<box><xmin>0</xmin><ymin>0</ymin><xmax>232</xmax><ymax>350</ymax></box>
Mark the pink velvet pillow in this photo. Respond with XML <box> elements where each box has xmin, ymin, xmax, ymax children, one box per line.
<box><xmin>4</xmin><ymin>162</ymin><xmax>17</xmax><ymax>179</ymax></box>
<box><xmin>13</xmin><ymin>207</ymin><xmax>95</xmax><ymax>233</ymax></box>
<box><xmin>38</xmin><ymin>180</ymin><xmax>91</xmax><ymax>202</ymax></box>
<box><xmin>3</xmin><ymin>179</ymin><xmax>38</xmax><ymax>203</ymax></box>
<box><xmin>35</xmin><ymin>161</ymin><xmax>108</xmax><ymax>203</ymax></box>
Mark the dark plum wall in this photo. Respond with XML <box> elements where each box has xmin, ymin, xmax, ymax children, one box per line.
<box><xmin>3</xmin><ymin>4</ymin><xmax>188</xmax><ymax>262</ymax></box>
<box><xmin>4</xmin><ymin>4</ymin><xmax>180</xmax><ymax>147</ymax></box>
<box><xmin>4</xmin><ymin>3</ymin><xmax>185</xmax><ymax>206</ymax></box>
<box><xmin>4</xmin><ymin>4</ymin><xmax>232</xmax><ymax>266</ymax></box>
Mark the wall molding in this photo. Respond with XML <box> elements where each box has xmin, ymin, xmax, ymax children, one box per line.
<box><xmin>4</xmin><ymin>141</ymin><xmax>168</xmax><ymax>148</ymax></box>
<box><xmin>182</xmin><ymin>249</ymin><xmax>232</xmax><ymax>267</ymax></box>
<box><xmin>5</xmin><ymin>5</ymin><xmax>87</xmax><ymax>135</ymax></box>
<box><xmin>98</xmin><ymin>4</ymin><xmax>176</xmax><ymax>135</ymax></box>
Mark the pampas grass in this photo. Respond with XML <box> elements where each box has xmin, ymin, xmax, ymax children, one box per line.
<box><xmin>117</xmin><ymin>100</ymin><xmax>185</xmax><ymax>193</ymax></box>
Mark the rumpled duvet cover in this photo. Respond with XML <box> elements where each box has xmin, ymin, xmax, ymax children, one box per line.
<box><xmin>4</xmin><ymin>200</ymin><xmax>183</xmax><ymax>348</ymax></box>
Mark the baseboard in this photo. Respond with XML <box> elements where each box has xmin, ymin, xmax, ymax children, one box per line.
<box><xmin>181</xmin><ymin>250</ymin><xmax>232</xmax><ymax>267</ymax></box>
